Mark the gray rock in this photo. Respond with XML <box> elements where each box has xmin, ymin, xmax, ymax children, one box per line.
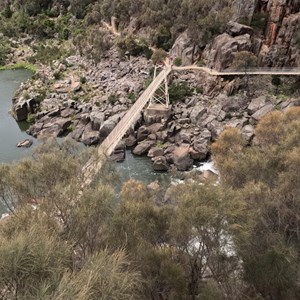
<box><xmin>252</xmin><ymin>104</ymin><xmax>274</xmax><ymax>121</ymax></box>
<box><xmin>61</xmin><ymin>108</ymin><xmax>75</xmax><ymax>118</ymax></box>
<box><xmin>191</xmin><ymin>129</ymin><xmax>211</xmax><ymax>160</ymax></box>
<box><xmin>152</xmin><ymin>156</ymin><xmax>169</xmax><ymax>171</ymax></box>
<box><xmin>27</xmin><ymin>123</ymin><xmax>43</xmax><ymax>138</ymax></box>
<box><xmin>39</xmin><ymin>125</ymin><xmax>64</xmax><ymax>137</ymax></box>
<box><xmin>172</xmin><ymin>145</ymin><xmax>193</xmax><ymax>171</ymax></box>
<box><xmin>81</xmin><ymin>124</ymin><xmax>100</xmax><ymax>145</ymax></box>
<box><xmin>16</xmin><ymin>139</ymin><xmax>33</xmax><ymax>148</ymax></box>
<box><xmin>90</xmin><ymin>111</ymin><xmax>105</xmax><ymax>131</ymax></box>
<box><xmin>70</xmin><ymin>81</ymin><xmax>81</xmax><ymax>92</ymax></box>
<box><xmin>133</xmin><ymin>140</ymin><xmax>156</xmax><ymax>156</ymax></box>
<box><xmin>190</xmin><ymin>105</ymin><xmax>207</xmax><ymax>124</ymax></box>
<box><xmin>248</xmin><ymin>96</ymin><xmax>267</xmax><ymax>115</ymax></box>
<box><xmin>203</xmin><ymin>33</ymin><xmax>252</xmax><ymax>70</ymax></box>
<box><xmin>148</xmin><ymin>147</ymin><xmax>164</xmax><ymax>158</ymax></box>
<box><xmin>69</xmin><ymin>125</ymin><xmax>85</xmax><ymax>141</ymax></box>
<box><xmin>47</xmin><ymin>107</ymin><xmax>61</xmax><ymax>118</ymax></box>
<box><xmin>175</xmin><ymin>130</ymin><xmax>192</xmax><ymax>145</ymax></box>
<box><xmin>99</xmin><ymin>119</ymin><xmax>116</xmax><ymax>138</ymax></box>
<box><xmin>137</xmin><ymin>126</ymin><xmax>150</xmax><ymax>142</ymax></box>
<box><xmin>14</xmin><ymin>101</ymin><xmax>28</xmax><ymax>121</ymax></box>
<box><xmin>242</xmin><ymin>124</ymin><xmax>255</xmax><ymax>142</ymax></box>
<box><xmin>125</xmin><ymin>135</ymin><xmax>137</xmax><ymax>147</ymax></box>
<box><xmin>170</xmin><ymin>31</ymin><xmax>199</xmax><ymax>65</ymax></box>
<box><xmin>227</xmin><ymin>21</ymin><xmax>254</xmax><ymax>37</ymax></box>
<box><xmin>110</xmin><ymin>140</ymin><xmax>125</xmax><ymax>162</ymax></box>
<box><xmin>156</xmin><ymin>131</ymin><xmax>168</xmax><ymax>143</ymax></box>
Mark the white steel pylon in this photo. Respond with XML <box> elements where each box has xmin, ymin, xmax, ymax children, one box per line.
<box><xmin>148</xmin><ymin>65</ymin><xmax>170</xmax><ymax>108</ymax></box>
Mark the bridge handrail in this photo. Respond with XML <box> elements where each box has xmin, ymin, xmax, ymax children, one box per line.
<box><xmin>220</xmin><ymin>67</ymin><xmax>300</xmax><ymax>73</ymax></box>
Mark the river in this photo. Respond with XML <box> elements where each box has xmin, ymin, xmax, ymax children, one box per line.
<box><xmin>0</xmin><ymin>69</ymin><xmax>170</xmax><ymax>183</ymax></box>
<box><xmin>0</xmin><ymin>69</ymin><xmax>36</xmax><ymax>162</ymax></box>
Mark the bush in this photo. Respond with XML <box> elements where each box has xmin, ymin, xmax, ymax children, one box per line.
<box><xmin>108</xmin><ymin>94</ymin><xmax>118</xmax><ymax>104</ymax></box>
<box><xmin>0</xmin><ymin>37</ymin><xmax>11</xmax><ymax>65</ymax></box>
<box><xmin>174</xmin><ymin>57</ymin><xmax>182</xmax><ymax>66</ymax></box>
<box><xmin>169</xmin><ymin>82</ymin><xmax>193</xmax><ymax>103</ymax></box>
<box><xmin>251</xmin><ymin>12</ymin><xmax>268</xmax><ymax>31</ymax></box>
<box><xmin>151</xmin><ymin>49</ymin><xmax>167</xmax><ymax>65</ymax></box>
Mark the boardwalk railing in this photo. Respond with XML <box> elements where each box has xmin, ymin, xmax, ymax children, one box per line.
<box><xmin>173</xmin><ymin>65</ymin><xmax>300</xmax><ymax>76</ymax></box>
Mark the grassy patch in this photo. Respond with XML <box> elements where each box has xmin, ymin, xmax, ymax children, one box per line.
<box><xmin>0</xmin><ymin>61</ymin><xmax>37</xmax><ymax>73</ymax></box>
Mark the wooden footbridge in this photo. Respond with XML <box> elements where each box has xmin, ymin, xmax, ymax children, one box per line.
<box><xmin>83</xmin><ymin>63</ymin><xmax>300</xmax><ymax>185</ymax></box>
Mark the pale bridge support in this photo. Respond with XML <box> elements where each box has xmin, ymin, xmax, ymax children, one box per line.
<box><xmin>144</xmin><ymin>66</ymin><xmax>172</xmax><ymax>124</ymax></box>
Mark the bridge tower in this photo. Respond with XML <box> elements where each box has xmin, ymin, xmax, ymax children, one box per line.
<box><xmin>145</xmin><ymin>65</ymin><xmax>172</xmax><ymax>124</ymax></box>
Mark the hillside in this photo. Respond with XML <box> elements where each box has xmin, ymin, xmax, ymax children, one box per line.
<box><xmin>0</xmin><ymin>1</ymin><xmax>300</xmax><ymax>300</ymax></box>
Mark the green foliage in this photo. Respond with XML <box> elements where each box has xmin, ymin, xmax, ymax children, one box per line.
<box><xmin>169</xmin><ymin>81</ymin><xmax>193</xmax><ymax>102</ymax></box>
<box><xmin>231</xmin><ymin>51</ymin><xmax>258</xmax><ymax>71</ymax></box>
<box><xmin>251</xmin><ymin>12</ymin><xmax>268</xmax><ymax>31</ymax></box>
<box><xmin>212</xmin><ymin>107</ymin><xmax>300</xmax><ymax>299</ymax></box>
<box><xmin>1</xmin><ymin>3</ymin><xmax>12</xmax><ymax>18</ymax></box>
<box><xmin>26</xmin><ymin>113</ymin><xmax>36</xmax><ymax>124</ymax></box>
<box><xmin>116</xmin><ymin>34</ymin><xmax>149</xmax><ymax>57</ymax></box>
<box><xmin>74</xmin><ymin>27</ymin><xmax>112</xmax><ymax>61</ymax></box>
<box><xmin>174</xmin><ymin>57</ymin><xmax>182</xmax><ymax>66</ymax></box>
<box><xmin>29</xmin><ymin>44</ymin><xmax>70</xmax><ymax>65</ymax></box>
<box><xmin>151</xmin><ymin>24</ymin><xmax>173</xmax><ymax>50</ymax></box>
<box><xmin>108</xmin><ymin>93</ymin><xmax>118</xmax><ymax>104</ymax></box>
<box><xmin>0</xmin><ymin>217</ymin><xmax>71</xmax><ymax>299</ymax></box>
<box><xmin>53</xmin><ymin>250</ymin><xmax>142</xmax><ymax>300</ymax></box>
<box><xmin>0</xmin><ymin>36</ymin><xmax>11</xmax><ymax>66</ymax></box>
<box><xmin>0</xmin><ymin>61</ymin><xmax>37</xmax><ymax>73</ymax></box>
<box><xmin>151</xmin><ymin>48</ymin><xmax>167</xmax><ymax>65</ymax></box>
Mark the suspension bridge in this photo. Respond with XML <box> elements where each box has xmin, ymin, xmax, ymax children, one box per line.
<box><xmin>83</xmin><ymin>63</ymin><xmax>300</xmax><ymax>185</ymax></box>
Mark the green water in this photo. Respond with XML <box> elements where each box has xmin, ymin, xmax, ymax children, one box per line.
<box><xmin>0</xmin><ymin>69</ymin><xmax>34</xmax><ymax>163</ymax></box>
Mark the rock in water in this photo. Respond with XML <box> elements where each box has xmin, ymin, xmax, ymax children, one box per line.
<box><xmin>16</xmin><ymin>139</ymin><xmax>33</xmax><ymax>148</ymax></box>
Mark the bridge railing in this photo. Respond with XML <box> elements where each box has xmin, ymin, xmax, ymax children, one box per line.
<box><xmin>220</xmin><ymin>67</ymin><xmax>300</xmax><ymax>73</ymax></box>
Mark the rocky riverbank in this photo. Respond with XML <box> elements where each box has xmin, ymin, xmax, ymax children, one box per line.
<box><xmin>11</xmin><ymin>46</ymin><xmax>299</xmax><ymax>172</ymax></box>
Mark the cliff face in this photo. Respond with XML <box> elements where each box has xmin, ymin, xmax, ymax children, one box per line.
<box><xmin>262</xmin><ymin>0</ymin><xmax>300</xmax><ymax>66</ymax></box>
<box><xmin>204</xmin><ymin>0</ymin><xmax>300</xmax><ymax>69</ymax></box>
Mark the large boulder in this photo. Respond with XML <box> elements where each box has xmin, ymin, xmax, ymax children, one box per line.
<box><xmin>203</xmin><ymin>33</ymin><xmax>252</xmax><ymax>70</ymax></box>
<box><xmin>133</xmin><ymin>140</ymin><xmax>156</xmax><ymax>156</ymax></box>
<box><xmin>14</xmin><ymin>101</ymin><xmax>28</xmax><ymax>121</ymax></box>
<box><xmin>137</xmin><ymin>126</ymin><xmax>150</xmax><ymax>142</ymax></box>
<box><xmin>90</xmin><ymin>111</ymin><xmax>105</xmax><ymax>131</ymax></box>
<box><xmin>232</xmin><ymin>0</ymin><xmax>257</xmax><ymax>22</ymax></box>
<box><xmin>190</xmin><ymin>105</ymin><xmax>207</xmax><ymax>124</ymax></box>
<box><xmin>172</xmin><ymin>145</ymin><xmax>193</xmax><ymax>171</ymax></box>
<box><xmin>148</xmin><ymin>147</ymin><xmax>164</xmax><ymax>158</ymax></box>
<box><xmin>99</xmin><ymin>119</ymin><xmax>116</xmax><ymax>138</ymax></box>
<box><xmin>175</xmin><ymin>130</ymin><xmax>192</xmax><ymax>145</ymax></box>
<box><xmin>170</xmin><ymin>31</ymin><xmax>199</xmax><ymax>65</ymax></box>
<box><xmin>190</xmin><ymin>129</ymin><xmax>211</xmax><ymax>160</ymax></box>
<box><xmin>251</xmin><ymin>104</ymin><xmax>274</xmax><ymax>121</ymax></box>
<box><xmin>110</xmin><ymin>140</ymin><xmax>126</xmax><ymax>162</ymax></box>
<box><xmin>227</xmin><ymin>21</ymin><xmax>254</xmax><ymax>37</ymax></box>
<box><xmin>81</xmin><ymin>124</ymin><xmax>100</xmax><ymax>145</ymax></box>
<box><xmin>152</xmin><ymin>156</ymin><xmax>169</xmax><ymax>171</ymax></box>
<box><xmin>247</xmin><ymin>96</ymin><xmax>267</xmax><ymax>115</ymax></box>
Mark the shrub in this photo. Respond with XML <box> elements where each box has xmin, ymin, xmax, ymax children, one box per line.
<box><xmin>174</xmin><ymin>57</ymin><xmax>182</xmax><ymax>66</ymax></box>
<box><xmin>169</xmin><ymin>82</ymin><xmax>192</xmax><ymax>103</ymax></box>
<box><xmin>108</xmin><ymin>94</ymin><xmax>118</xmax><ymax>104</ymax></box>
<box><xmin>251</xmin><ymin>12</ymin><xmax>268</xmax><ymax>31</ymax></box>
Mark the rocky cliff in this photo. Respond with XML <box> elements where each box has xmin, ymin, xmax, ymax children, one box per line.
<box><xmin>172</xmin><ymin>0</ymin><xmax>300</xmax><ymax>69</ymax></box>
